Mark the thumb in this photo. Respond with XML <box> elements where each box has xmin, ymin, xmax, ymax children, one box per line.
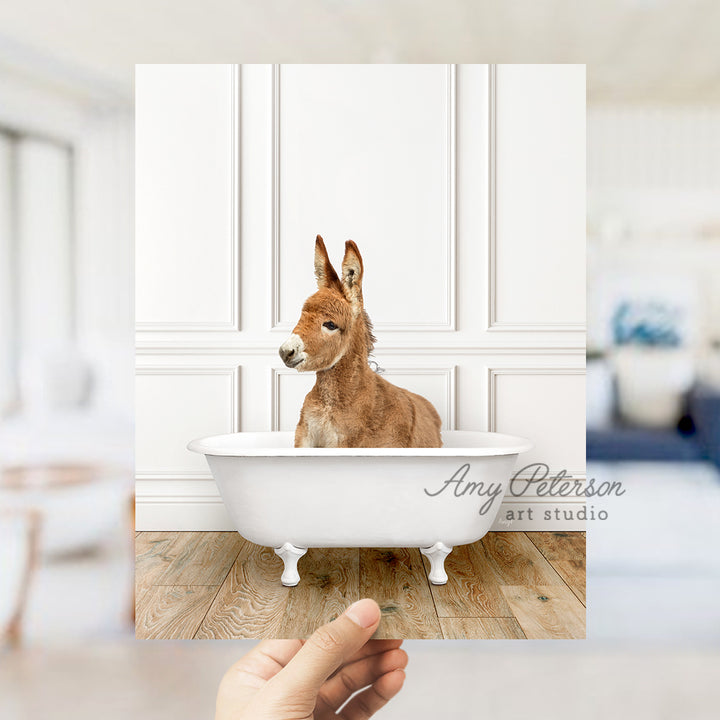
<box><xmin>269</xmin><ymin>599</ymin><xmax>381</xmax><ymax>698</ymax></box>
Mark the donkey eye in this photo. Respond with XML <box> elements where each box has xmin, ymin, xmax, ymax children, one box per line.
<box><xmin>323</xmin><ymin>321</ymin><xmax>339</xmax><ymax>331</ymax></box>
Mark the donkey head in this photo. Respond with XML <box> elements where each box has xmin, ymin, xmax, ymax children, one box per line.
<box><xmin>279</xmin><ymin>235</ymin><xmax>373</xmax><ymax>372</ymax></box>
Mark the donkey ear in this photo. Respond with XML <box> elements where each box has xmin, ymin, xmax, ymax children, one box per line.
<box><xmin>341</xmin><ymin>240</ymin><xmax>364</xmax><ymax>309</ymax></box>
<box><xmin>314</xmin><ymin>235</ymin><xmax>341</xmax><ymax>290</ymax></box>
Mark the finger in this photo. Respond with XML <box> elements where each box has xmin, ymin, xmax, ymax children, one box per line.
<box><xmin>215</xmin><ymin>640</ymin><xmax>305</xmax><ymax>720</ymax></box>
<box><xmin>268</xmin><ymin>599</ymin><xmax>381</xmax><ymax>698</ymax></box>
<box><xmin>226</xmin><ymin>639</ymin><xmax>303</xmax><ymax>686</ymax></box>
<box><xmin>330</xmin><ymin>639</ymin><xmax>403</xmax><ymax>675</ymax></box>
<box><xmin>253</xmin><ymin>639</ymin><xmax>305</xmax><ymax>670</ymax></box>
<box><xmin>339</xmin><ymin>669</ymin><xmax>406</xmax><ymax>720</ymax></box>
<box><xmin>318</xmin><ymin>648</ymin><xmax>408</xmax><ymax>711</ymax></box>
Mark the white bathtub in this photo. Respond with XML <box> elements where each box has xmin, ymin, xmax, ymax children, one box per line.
<box><xmin>188</xmin><ymin>431</ymin><xmax>532</xmax><ymax>586</ymax></box>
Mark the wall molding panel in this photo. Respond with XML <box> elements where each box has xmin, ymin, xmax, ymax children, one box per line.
<box><xmin>269</xmin><ymin>64</ymin><xmax>457</xmax><ymax>333</ymax></box>
<box><xmin>486</xmin><ymin>366</ymin><xmax>585</xmax><ymax>431</ymax></box>
<box><xmin>135</xmin><ymin>65</ymin><xmax>240</xmax><ymax>332</ymax></box>
<box><xmin>487</xmin><ymin>366</ymin><xmax>586</xmax><ymax>478</ymax></box>
<box><xmin>486</xmin><ymin>64</ymin><xmax>586</xmax><ymax>333</ymax></box>
<box><xmin>135</xmin><ymin>365</ymin><xmax>240</xmax><ymax>480</ymax></box>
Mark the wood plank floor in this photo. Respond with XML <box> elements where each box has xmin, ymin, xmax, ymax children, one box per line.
<box><xmin>135</xmin><ymin>531</ymin><xmax>585</xmax><ymax>640</ymax></box>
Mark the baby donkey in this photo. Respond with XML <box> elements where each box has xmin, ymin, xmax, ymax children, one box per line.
<box><xmin>279</xmin><ymin>236</ymin><xmax>442</xmax><ymax>448</ymax></box>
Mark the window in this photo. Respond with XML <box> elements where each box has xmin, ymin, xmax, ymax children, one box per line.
<box><xmin>0</xmin><ymin>129</ymin><xmax>74</xmax><ymax>416</ymax></box>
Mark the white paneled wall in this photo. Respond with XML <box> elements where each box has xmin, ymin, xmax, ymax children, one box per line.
<box><xmin>136</xmin><ymin>64</ymin><xmax>586</xmax><ymax>531</ymax></box>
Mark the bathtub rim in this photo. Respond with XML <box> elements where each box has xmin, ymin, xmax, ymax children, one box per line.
<box><xmin>187</xmin><ymin>430</ymin><xmax>533</xmax><ymax>457</ymax></box>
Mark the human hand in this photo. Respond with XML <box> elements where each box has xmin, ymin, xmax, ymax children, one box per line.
<box><xmin>215</xmin><ymin>599</ymin><xmax>407</xmax><ymax>719</ymax></box>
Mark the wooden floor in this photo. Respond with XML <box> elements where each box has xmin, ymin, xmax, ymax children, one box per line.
<box><xmin>135</xmin><ymin>531</ymin><xmax>585</xmax><ymax>640</ymax></box>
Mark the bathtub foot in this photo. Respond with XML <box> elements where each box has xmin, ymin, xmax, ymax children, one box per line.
<box><xmin>421</xmin><ymin>542</ymin><xmax>453</xmax><ymax>585</ymax></box>
<box><xmin>274</xmin><ymin>543</ymin><xmax>307</xmax><ymax>586</ymax></box>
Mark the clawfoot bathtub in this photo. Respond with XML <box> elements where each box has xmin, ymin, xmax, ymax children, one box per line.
<box><xmin>188</xmin><ymin>431</ymin><xmax>532</xmax><ymax>586</ymax></box>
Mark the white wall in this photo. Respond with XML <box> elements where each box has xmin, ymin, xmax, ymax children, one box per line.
<box><xmin>135</xmin><ymin>64</ymin><xmax>586</xmax><ymax>531</ymax></box>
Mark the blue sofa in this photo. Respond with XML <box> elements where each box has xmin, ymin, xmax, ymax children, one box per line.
<box><xmin>587</xmin><ymin>383</ymin><xmax>720</xmax><ymax>468</ymax></box>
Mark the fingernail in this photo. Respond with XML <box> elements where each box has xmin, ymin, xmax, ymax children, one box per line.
<box><xmin>344</xmin><ymin>599</ymin><xmax>380</xmax><ymax>628</ymax></box>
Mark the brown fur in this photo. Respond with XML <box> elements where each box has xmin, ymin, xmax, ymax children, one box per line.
<box><xmin>280</xmin><ymin>236</ymin><xmax>442</xmax><ymax>448</ymax></box>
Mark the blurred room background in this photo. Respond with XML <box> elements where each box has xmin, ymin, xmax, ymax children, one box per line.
<box><xmin>1</xmin><ymin>1</ymin><xmax>719</xmax><ymax>718</ymax></box>
<box><xmin>587</xmin><ymin>103</ymin><xmax>720</xmax><ymax>641</ymax></box>
<box><xmin>0</xmin><ymin>34</ymin><xmax>134</xmax><ymax>645</ymax></box>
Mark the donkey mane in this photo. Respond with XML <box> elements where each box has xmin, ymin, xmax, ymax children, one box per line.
<box><xmin>361</xmin><ymin>310</ymin><xmax>376</xmax><ymax>356</ymax></box>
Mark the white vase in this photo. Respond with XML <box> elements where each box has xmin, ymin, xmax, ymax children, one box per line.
<box><xmin>613</xmin><ymin>346</ymin><xmax>695</xmax><ymax>428</ymax></box>
<box><xmin>586</xmin><ymin>359</ymin><xmax>614</xmax><ymax>429</ymax></box>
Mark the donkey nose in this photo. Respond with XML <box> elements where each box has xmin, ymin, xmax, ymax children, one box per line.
<box><xmin>279</xmin><ymin>334</ymin><xmax>305</xmax><ymax>368</ymax></box>
<box><xmin>279</xmin><ymin>345</ymin><xmax>295</xmax><ymax>363</ymax></box>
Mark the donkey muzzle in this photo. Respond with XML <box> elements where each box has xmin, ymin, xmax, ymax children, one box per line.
<box><xmin>279</xmin><ymin>334</ymin><xmax>306</xmax><ymax>368</ymax></box>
